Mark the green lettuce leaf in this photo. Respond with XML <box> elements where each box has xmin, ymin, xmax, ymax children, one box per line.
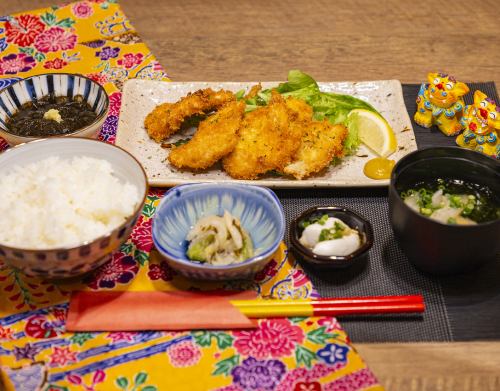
<box><xmin>245</xmin><ymin>70</ymin><xmax>319</xmax><ymax>110</ymax></box>
<box><xmin>243</xmin><ymin>70</ymin><xmax>380</xmax><ymax>155</ymax></box>
<box><xmin>309</xmin><ymin>92</ymin><xmax>378</xmax><ymax>123</ymax></box>
<box><xmin>281</xmin><ymin>84</ymin><xmax>320</xmax><ymax>102</ymax></box>
<box><xmin>235</xmin><ymin>89</ymin><xmax>246</xmax><ymax>100</ymax></box>
<box><xmin>342</xmin><ymin>115</ymin><xmax>361</xmax><ymax>155</ymax></box>
<box><xmin>275</xmin><ymin>69</ymin><xmax>318</xmax><ymax>92</ymax></box>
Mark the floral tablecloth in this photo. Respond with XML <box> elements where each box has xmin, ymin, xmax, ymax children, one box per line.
<box><xmin>0</xmin><ymin>2</ymin><xmax>382</xmax><ymax>390</ymax></box>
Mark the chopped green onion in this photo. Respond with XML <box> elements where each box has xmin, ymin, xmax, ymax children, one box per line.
<box><xmin>420</xmin><ymin>207</ymin><xmax>432</xmax><ymax>216</ymax></box>
<box><xmin>334</xmin><ymin>221</ymin><xmax>345</xmax><ymax>231</ymax></box>
<box><xmin>318</xmin><ymin>227</ymin><xmax>343</xmax><ymax>241</ymax></box>
<box><xmin>318</xmin><ymin>229</ymin><xmax>330</xmax><ymax>242</ymax></box>
<box><xmin>318</xmin><ymin>214</ymin><xmax>329</xmax><ymax>225</ymax></box>
<box><xmin>318</xmin><ymin>221</ymin><xmax>347</xmax><ymax>242</ymax></box>
<box><xmin>448</xmin><ymin>195</ymin><xmax>463</xmax><ymax>208</ymax></box>
<box><xmin>461</xmin><ymin>202</ymin><xmax>475</xmax><ymax>216</ymax></box>
<box><xmin>299</xmin><ymin>220</ymin><xmax>311</xmax><ymax>229</ymax></box>
<box><xmin>416</xmin><ymin>188</ymin><xmax>434</xmax><ymax>209</ymax></box>
<box><xmin>301</xmin><ymin>214</ymin><xmax>330</xmax><ymax>229</ymax></box>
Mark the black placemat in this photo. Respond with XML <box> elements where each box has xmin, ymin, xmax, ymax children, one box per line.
<box><xmin>276</xmin><ymin>82</ymin><xmax>500</xmax><ymax>343</ymax></box>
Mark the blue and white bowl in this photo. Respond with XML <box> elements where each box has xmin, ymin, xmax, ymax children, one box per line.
<box><xmin>0</xmin><ymin>138</ymin><xmax>147</xmax><ymax>279</ymax></box>
<box><xmin>152</xmin><ymin>183</ymin><xmax>285</xmax><ymax>281</ymax></box>
<box><xmin>0</xmin><ymin>73</ymin><xmax>109</xmax><ymax>146</ymax></box>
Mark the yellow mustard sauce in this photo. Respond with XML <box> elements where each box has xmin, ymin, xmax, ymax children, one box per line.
<box><xmin>363</xmin><ymin>157</ymin><xmax>395</xmax><ymax>180</ymax></box>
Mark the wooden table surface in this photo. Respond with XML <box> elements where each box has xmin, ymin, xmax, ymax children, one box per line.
<box><xmin>2</xmin><ymin>1</ymin><xmax>500</xmax><ymax>390</ymax></box>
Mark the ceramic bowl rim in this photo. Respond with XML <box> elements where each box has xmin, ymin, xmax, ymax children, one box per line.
<box><xmin>390</xmin><ymin>146</ymin><xmax>500</xmax><ymax>229</ymax></box>
<box><xmin>152</xmin><ymin>182</ymin><xmax>285</xmax><ymax>270</ymax></box>
<box><xmin>0</xmin><ymin>137</ymin><xmax>148</xmax><ymax>253</ymax></box>
<box><xmin>0</xmin><ymin>72</ymin><xmax>110</xmax><ymax>140</ymax></box>
<box><xmin>290</xmin><ymin>206</ymin><xmax>374</xmax><ymax>264</ymax></box>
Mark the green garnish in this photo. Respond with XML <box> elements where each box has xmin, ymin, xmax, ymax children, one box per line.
<box><xmin>186</xmin><ymin>234</ymin><xmax>215</xmax><ymax>262</ymax></box>
<box><xmin>417</xmin><ymin>188</ymin><xmax>434</xmax><ymax>209</ymax></box>
<box><xmin>401</xmin><ymin>178</ymin><xmax>499</xmax><ymax>224</ymax></box>
<box><xmin>330</xmin><ymin>156</ymin><xmax>342</xmax><ymax>166</ymax></box>
<box><xmin>447</xmin><ymin>217</ymin><xmax>457</xmax><ymax>225</ymax></box>
<box><xmin>300</xmin><ymin>221</ymin><xmax>311</xmax><ymax>229</ymax></box>
<box><xmin>318</xmin><ymin>214</ymin><xmax>329</xmax><ymax>225</ymax></box>
<box><xmin>300</xmin><ymin>214</ymin><xmax>330</xmax><ymax>229</ymax></box>
<box><xmin>461</xmin><ymin>202</ymin><xmax>475</xmax><ymax>216</ymax></box>
<box><xmin>241</xmin><ymin>236</ymin><xmax>254</xmax><ymax>260</ymax></box>
<box><xmin>267</xmin><ymin>170</ymin><xmax>284</xmax><ymax>177</ymax></box>
<box><xmin>448</xmin><ymin>195</ymin><xmax>463</xmax><ymax>208</ymax></box>
<box><xmin>420</xmin><ymin>207</ymin><xmax>433</xmax><ymax>216</ymax></box>
<box><xmin>235</xmin><ymin>89</ymin><xmax>246</xmax><ymax>100</ymax></box>
<box><xmin>318</xmin><ymin>221</ymin><xmax>347</xmax><ymax>242</ymax></box>
<box><xmin>181</xmin><ymin>114</ymin><xmax>206</xmax><ymax>129</ymax></box>
<box><xmin>186</xmin><ymin>212</ymin><xmax>254</xmax><ymax>264</ymax></box>
<box><xmin>173</xmin><ymin>138</ymin><xmax>191</xmax><ymax>147</ymax></box>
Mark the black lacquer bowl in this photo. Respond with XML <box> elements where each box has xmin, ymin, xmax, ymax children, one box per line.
<box><xmin>389</xmin><ymin>147</ymin><xmax>500</xmax><ymax>275</ymax></box>
<box><xmin>290</xmin><ymin>206</ymin><xmax>373</xmax><ymax>270</ymax></box>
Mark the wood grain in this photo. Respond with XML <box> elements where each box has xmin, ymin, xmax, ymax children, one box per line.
<box><xmin>357</xmin><ymin>342</ymin><xmax>500</xmax><ymax>391</ymax></box>
<box><xmin>2</xmin><ymin>1</ymin><xmax>500</xmax><ymax>389</ymax></box>
<box><xmin>2</xmin><ymin>0</ymin><xmax>500</xmax><ymax>85</ymax></box>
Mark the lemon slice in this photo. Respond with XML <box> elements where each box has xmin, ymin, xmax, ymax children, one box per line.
<box><xmin>348</xmin><ymin>109</ymin><xmax>397</xmax><ymax>157</ymax></box>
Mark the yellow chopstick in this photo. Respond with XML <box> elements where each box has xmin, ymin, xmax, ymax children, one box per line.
<box><xmin>234</xmin><ymin>303</ymin><xmax>315</xmax><ymax>318</ymax></box>
<box><xmin>230</xmin><ymin>296</ymin><xmax>425</xmax><ymax>318</ymax></box>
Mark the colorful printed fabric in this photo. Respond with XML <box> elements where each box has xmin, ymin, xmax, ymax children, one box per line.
<box><xmin>0</xmin><ymin>2</ymin><xmax>382</xmax><ymax>390</ymax></box>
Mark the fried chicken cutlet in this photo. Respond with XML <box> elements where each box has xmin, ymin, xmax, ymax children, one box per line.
<box><xmin>222</xmin><ymin>92</ymin><xmax>302</xmax><ymax>179</ymax></box>
<box><xmin>285</xmin><ymin>96</ymin><xmax>313</xmax><ymax>122</ymax></box>
<box><xmin>145</xmin><ymin>88</ymin><xmax>235</xmax><ymax>142</ymax></box>
<box><xmin>168</xmin><ymin>101</ymin><xmax>245</xmax><ymax>170</ymax></box>
<box><xmin>244</xmin><ymin>84</ymin><xmax>262</xmax><ymax>99</ymax></box>
<box><xmin>144</xmin><ymin>102</ymin><xmax>173</xmax><ymax>142</ymax></box>
<box><xmin>284</xmin><ymin>121</ymin><xmax>348</xmax><ymax>179</ymax></box>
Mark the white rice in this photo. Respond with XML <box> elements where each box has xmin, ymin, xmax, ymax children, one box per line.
<box><xmin>0</xmin><ymin>156</ymin><xmax>140</xmax><ymax>249</ymax></box>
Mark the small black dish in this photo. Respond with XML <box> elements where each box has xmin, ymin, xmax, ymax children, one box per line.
<box><xmin>290</xmin><ymin>206</ymin><xmax>374</xmax><ymax>270</ymax></box>
<box><xmin>389</xmin><ymin>147</ymin><xmax>500</xmax><ymax>275</ymax></box>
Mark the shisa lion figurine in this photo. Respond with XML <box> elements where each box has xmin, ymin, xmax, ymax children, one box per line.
<box><xmin>456</xmin><ymin>90</ymin><xmax>500</xmax><ymax>159</ymax></box>
<box><xmin>415</xmin><ymin>72</ymin><xmax>470</xmax><ymax>136</ymax></box>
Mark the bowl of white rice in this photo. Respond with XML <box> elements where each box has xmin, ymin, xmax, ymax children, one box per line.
<box><xmin>0</xmin><ymin>138</ymin><xmax>147</xmax><ymax>278</ymax></box>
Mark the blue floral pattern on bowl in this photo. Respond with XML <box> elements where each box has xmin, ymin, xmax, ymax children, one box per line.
<box><xmin>0</xmin><ymin>73</ymin><xmax>109</xmax><ymax>145</ymax></box>
<box><xmin>152</xmin><ymin>183</ymin><xmax>285</xmax><ymax>281</ymax></box>
<box><xmin>0</xmin><ymin>138</ymin><xmax>147</xmax><ymax>279</ymax></box>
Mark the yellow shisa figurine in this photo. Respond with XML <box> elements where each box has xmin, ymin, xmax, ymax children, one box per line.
<box><xmin>456</xmin><ymin>90</ymin><xmax>500</xmax><ymax>160</ymax></box>
<box><xmin>415</xmin><ymin>72</ymin><xmax>469</xmax><ymax>136</ymax></box>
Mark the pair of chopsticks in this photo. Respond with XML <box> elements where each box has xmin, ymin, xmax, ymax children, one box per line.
<box><xmin>230</xmin><ymin>295</ymin><xmax>425</xmax><ymax>318</ymax></box>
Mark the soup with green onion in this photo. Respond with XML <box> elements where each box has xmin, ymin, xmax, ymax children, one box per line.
<box><xmin>400</xmin><ymin>178</ymin><xmax>500</xmax><ymax>225</ymax></box>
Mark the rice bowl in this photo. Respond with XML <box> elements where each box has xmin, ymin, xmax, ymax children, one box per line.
<box><xmin>0</xmin><ymin>138</ymin><xmax>147</xmax><ymax>279</ymax></box>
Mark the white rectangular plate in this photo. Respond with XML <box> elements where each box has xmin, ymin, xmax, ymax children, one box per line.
<box><xmin>116</xmin><ymin>79</ymin><xmax>417</xmax><ymax>188</ymax></box>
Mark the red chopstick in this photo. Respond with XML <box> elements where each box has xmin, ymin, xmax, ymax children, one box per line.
<box><xmin>312</xmin><ymin>302</ymin><xmax>425</xmax><ymax>316</ymax></box>
<box><xmin>310</xmin><ymin>295</ymin><xmax>423</xmax><ymax>306</ymax></box>
<box><xmin>233</xmin><ymin>295</ymin><xmax>425</xmax><ymax>318</ymax></box>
